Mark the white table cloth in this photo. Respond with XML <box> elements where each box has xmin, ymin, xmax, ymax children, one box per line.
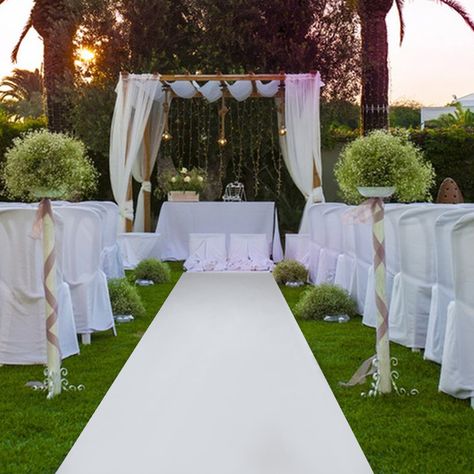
<box><xmin>156</xmin><ymin>202</ymin><xmax>283</xmax><ymax>261</ymax></box>
<box><xmin>117</xmin><ymin>233</ymin><xmax>162</xmax><ymax>269</ymax></box>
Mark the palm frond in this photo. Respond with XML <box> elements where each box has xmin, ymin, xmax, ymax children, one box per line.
<box><xmin>438</xmin><ymin>0</ymin><xmax>474</xmax><ymax>31</ymax></box>
<box><xmin>11</xmin><ymin>15</ymin><xmax>33</xmax><ymax>63</ymax></box>
<box><xmin>395</xmin><ymin>0</ymin><xmax>406</xmax><ymax>44</ymax></box>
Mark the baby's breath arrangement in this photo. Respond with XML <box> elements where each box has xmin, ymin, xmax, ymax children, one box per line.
<box><xmin>2</xmin><ymin>130</ymin><xmax>98</xmax><ymax>201</ymax></box>
<box><xmin>335</xmin><ymin>130</ymin><xmax>435</xmax><ymax>204</ymax></box>
<box><xmin>156</xmin><ymin>167</ymin><xmax>207</xmax><ymax>196</ymax></box>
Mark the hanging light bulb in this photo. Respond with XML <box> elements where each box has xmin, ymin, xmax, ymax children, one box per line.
<box><xmin>278</xmin><ymin>125</ymin><xmax>287</xmax><ymax>136</ymax></box>
<box><xmin>217</xmin><ymin>136</ymin><xmax>227</xmax><ymax>147</ymax></box>
<box><xmin>162</xmin><ymin>87</ymin><xmax>172</xmax><ymax>141</ymax></box>
<box><xmin>162</xmin><ymin>130</ymin><xmax>173</xmax><ymax>141</ymax></box>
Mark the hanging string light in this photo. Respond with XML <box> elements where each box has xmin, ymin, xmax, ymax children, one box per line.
<box><xmin>277</xmin><ymin>82</ymin><xmax>287</xmax><ymax>136</ymax></box>
<box><xmin>162</xmin><ymin>87</ymin><xmax>172</xmax><ymax>141</ymax></box>
<box><xmin>217</xmin><ymin>91</ymin><xmax>229</xmax><ymax>147</ymax></box>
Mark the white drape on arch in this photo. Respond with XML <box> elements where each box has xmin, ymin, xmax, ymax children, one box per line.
<box><xmin>109</xmin><ymin>73</ymin><xmax>323</xmax><ymax>233</ymax></box>
<box><xmin>132</xmin><ymin>94</ymin><xmax>171</xmax><ymax>232</ymax></box>
<box><xmin>109</xmin><ymin>74</ymin><xmax>162</xmax><ymax>231</ymax></box>
<box><xmin>278</xmin><ymin>73</ymin><xmax>324</xmax><ymax>234</ymax></box>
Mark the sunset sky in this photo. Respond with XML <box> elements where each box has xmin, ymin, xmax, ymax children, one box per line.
<box><xmin>0</xmin><ymin>0</ymin><xmax>473</xmax><ymax>106</ymax></box>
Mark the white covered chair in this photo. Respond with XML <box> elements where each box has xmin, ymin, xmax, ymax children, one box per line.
<box><xmin>77</xmin><ymin>201</ymin><xmax>125</xmax><ymax>279</ymax></box>
<box><xmin>425</xmin><ymin>209</ymin><xmax>474</xmax><ymax>363</ymax></box>
<box><xmin>315</xmin><ymin>205</ymin><xmax>347</xmax><ymax>285</ymax></box>
<box><xmin>439</xmin><ymin>214</ymin><xmax>474</xmax><ymax>404</ymax></box>
<box><xmin>184</xmin><ymin>233</ymin><xmax>227</xmax><ymax>272</ymax></box>
<box><xmin>0</xmin><ymin>208</ymin><xmax>79</xmax><ymax>364</ymax></box>
<box><xmin>334</xmin><ymin>206</ymin><xmax>357</xmax><ymax>298</ymax></box>
<box><xmin>389</xmin><ymin>206</ymin><xmax>453</xmax><ymax>349</ymax></box>
<box><xmin>284</xmin><ymin>233</ymin><xmax>310</xmax><ymax>268</ymax></box>
<box><xmin>352</xmin><ymin>218</ymin><xmax>373</xmax><ymax>315</ymax></box>
<box><xmin>54</xmin><ymin>206</ymin><xmax>115</xmax><ymax>344</ymax></box>
<box><xmin>227</xmin><ymin>233</ymin><xmax>273</xmax><ymax>271</ymax></box>
<box><xmin>307</xmin><ymin>204</ymin><xmax>344</xmax><ymax>283</ymax></box>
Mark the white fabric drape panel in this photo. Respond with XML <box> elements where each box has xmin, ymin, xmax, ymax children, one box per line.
<box><xmin>192</xmin><ymin>80</ymin><xmax>222</xmax><ymax>102</ymax></box>
<box><xmin>256</xmin><ymin>80</ymin><xmax>280</xmax><ymax>97</ymax></box>
<box><xmin>279</xmin><ymin>73</ymin><xmax>324</xmax><ymax>234</ymax></box>
<box><xmin>132</xmin><ymin>94</ymin><xmax>171</xmax><ymax>232</ymax></box>
<box><xmin>109</xmin><ymin>74</ymin><xmax>162</xmax><ymax>231</ymax></box>
<box><xmin>166</xmin><ymin>81</ymin><xmax>197</xmax><ymax>98</ymax></box>
<box><xmin>225</xmin><ymin>81</ymin><xmax>253</xmax><ymax>101</ymax></box>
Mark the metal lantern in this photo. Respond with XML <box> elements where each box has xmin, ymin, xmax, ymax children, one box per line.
<box><xmin>223</xmin><ymin>181</ymin><xmax>246</xmax><ymax>202</ymax></box>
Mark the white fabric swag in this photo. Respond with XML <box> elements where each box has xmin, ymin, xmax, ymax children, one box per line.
<box><xmin>109</xmin><ymin>73</ymin><xmax>323</xmax><ymax>232</ymax></box>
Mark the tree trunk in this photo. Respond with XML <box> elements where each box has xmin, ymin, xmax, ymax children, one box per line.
<box><xmin>32</xmin><ymin>1</ymin><xmax>77</xmax><ymax>133</ymax></box>
<box><xmin>358</xmin><ymin>0</ymin><xmax>392</xmax><ymax>134</ymax></box>
<box><xmin>43</xmin><ymin>36</ymin><xmax>75</xmax><ymax>132</ymax></box>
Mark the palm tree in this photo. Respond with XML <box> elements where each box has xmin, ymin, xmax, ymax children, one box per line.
<box><xmin>352</xmin><ymin>0</ymin><xmax>474</xmax><ymax>134</ymax></box>
<box><xmin>426</xmin><ymin>102</ymin><xmax>474</xmax><ymax>128</ymax></box>
<box><xmin>0</xmin><ymin>0</ymin><xmax>80</xmax><ymax>131</ymax></box>
<box><xmin>0</xmin><ymin>68</ymin><xmax>44</xmax><ymax>119</ymax></box>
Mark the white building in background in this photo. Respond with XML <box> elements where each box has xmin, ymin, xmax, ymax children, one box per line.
<box><xmin>421</xmin><ymin>93</ymin><xmax>474</xmax><ymax>128</ymax></box>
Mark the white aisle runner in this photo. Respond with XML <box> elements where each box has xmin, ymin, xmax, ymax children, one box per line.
<box><xmin>58</xmin><ymin>273</ymin><xmax>372</xmax><ymax>474</ymax></box>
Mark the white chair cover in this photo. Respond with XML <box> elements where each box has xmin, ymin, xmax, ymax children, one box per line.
<box><xmin>439</xmin><ymin>214</ymin><xmax>474</xmax><ymax>400</ymax></box>
<box><xmin>307</xmin><ymin>204</ymin><xmax>330</xmax><ymax>283</ymax></box>
<box><xmin>228</xmin><ymin>234</ymin><xmax>273</xmax><ymax>271</ymax></box>
<box><xmin>83</xmin><ymin>201</ymin><xmax>125</xmax><ymax>279</ymax></box>
<box><xmin>184</xmin><ymin>233</ymin><xmax>227</xmax><ymax>272</ymax></box>
<box><xmin>353</xmin><ymin>219</ymin><xmax>373</xmax><ymax>314</ymax></box>
<box><xmin>284</xmin><ymin>233</ymin><xmax>310</xmax><ymax>268</ymax></box>
<box><xmin>334</xmin><ymin>206</ymin><xmax>357</xmax><ymax>297</ymax></box>
<box><xmin>389</xmin><ymin>206</ymin><xmax>453</xmax><ymax>349</ymax></box>
<box><xmin>54</xmin><ymin>207</ymin><xmax>115</xmax><ymax>337</ymax></box>
<box><xmin>316</xmin><ymin>205</ymin><xmax>347</xmax><ymax>285</ymax></box>
<box><xmin>425</xmin><ymin>209</ymin><xmax>474</xmax><ymax>363</ymax></box>
<box><xmin>0</xmin><ymin>208</ymin><xmax>79</xmax><ymax>364</ymax></box>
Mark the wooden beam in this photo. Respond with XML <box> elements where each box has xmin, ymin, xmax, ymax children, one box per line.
<box><xmin>120</xmin><ymin>73</ymin><xmax>294</xmax><ymax>82</ymax></box>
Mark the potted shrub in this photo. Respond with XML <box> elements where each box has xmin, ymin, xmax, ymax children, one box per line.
<box><xmin>334</xmin><ymin>130</ymin><xmax>435</xmax><ymax>203</ymax></box>
<box><xmin>273</xmin><ymin>260</ymin><xmax>308</xmax><ymax>286</ymax></box>
<box><xmin>157</xmin><ymin>167</ymin><xmax>207</xmax><ymax>202</ymax></box>
<box><xmin>134</xmin><ymin>258</ymin><xmax>171</xmax><ymax>285</ymax></box>
<box><xmin>108</xmin><ymin>278</ymin><xmax>146</xmax><ymax>320</ymax></box>
<box><xmin>2</xmin><ymin>129</ymin><xmax>98</xmax><ymax>201</ymax></box>
<box><xmin>295</xmin><ymin>284</ymin><xmax>357</xmax><ymax>321</ymax></box>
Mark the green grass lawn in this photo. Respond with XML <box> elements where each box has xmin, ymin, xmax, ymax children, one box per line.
<box><xmin>1</xmin><ymin>264</ymin><xmax>473</xmax><ymax>473</ymax></box>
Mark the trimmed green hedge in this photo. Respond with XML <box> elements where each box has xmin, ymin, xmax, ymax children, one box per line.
<box><xmin>409</xmin><ymin>127</ymin><xmax>474</xmax><ymax>202</ymax></box>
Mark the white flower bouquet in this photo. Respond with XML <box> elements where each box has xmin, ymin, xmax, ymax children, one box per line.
<box><xmin>157</xmin><ymin>167</ymin><xmax>207</xmax><ymax>197</ymax></box>
<box><xmin>2</xmin><ymin>130</ymin><xmax>98</xmax><ymax>201</ymax></box>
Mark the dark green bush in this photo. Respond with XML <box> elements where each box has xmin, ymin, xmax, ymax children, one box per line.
<box><xmin>135</xmin><ymin>258</ymin><xmax>171</xmax><ymax>283</ymax></box>
<box><xmin>273</xmin><ymin>259</ymin><xmax>308</xmax><ymax>284</ymax></box>
<box><xmin>295</xmin><ymin>284</ymin><xmax>357</xmax><ymax>320</ymax></box>
<box><xmin>108</xmin><ymin>278</ymin><xmax>146</xmax><ymax>317</ymax></box>
<box><xmin>409</xmin><ymin>127</ymin><xmax>474</xmax><ymax>202</ymax></box>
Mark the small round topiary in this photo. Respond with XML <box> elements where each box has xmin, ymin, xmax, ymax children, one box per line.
<box><xmin>273</xmin><ymin>259</ymin><xmax>308</xmax><ymax>285</ymax></box>
<box><xmin>295</xmin><ymin>284</ymin><xmax>357</xmax><ymax>320</ymax></box>
<box><xmin>108</xmin><ymin>278</ymin><xmax>146</xmax><ymax>318</ymax></box>
<box><xmin>134</xmin><ymin>258</ymin><xmax>171</xmax><ymax>283</ymax></box>
<box><xmin>2</xmin><ymin>129</ymin><xmax>98</xmax><ymax>201</ymax></box>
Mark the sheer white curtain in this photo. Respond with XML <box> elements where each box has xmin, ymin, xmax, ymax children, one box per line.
<box><xmin>278</xmin><ymin>73</ymin><xmax>324</xmax><ymax>233</ymax></box>
<box><xmin>109</xmin><ymin>74</ymin><xmax>162</xmax><ymax>231</ymax></box>
<box><xmin>132</xmin><ymin>94</ymin><xmax>171</xmax><ymax>232</ymax></box>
